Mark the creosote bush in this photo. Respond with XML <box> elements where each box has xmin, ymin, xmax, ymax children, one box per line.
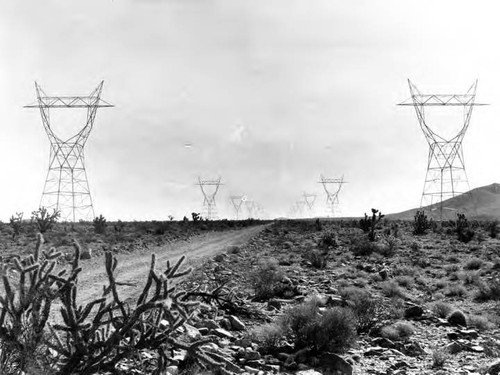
<box><xmin>339</xmin><ymin>287</ymin><xmax>380</xmax><ymax>333</ymax></box>
<box><xmin>251</xmin><ymin>258</ymin><xmax>287</xmax><ymax>301</ymax></box>
<box><xmin>280</xmin><ymin>297</ymin><xmax>357</xmax><ymax>353</ymax></box>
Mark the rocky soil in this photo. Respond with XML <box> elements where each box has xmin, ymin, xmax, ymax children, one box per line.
<box><xmin>170</xmin><ymin>219</ymin><xmax>500</xmax><ymax>375</ymax></box>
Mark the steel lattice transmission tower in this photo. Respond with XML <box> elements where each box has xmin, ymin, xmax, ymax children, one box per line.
<box><xmin>399</xmin><ymin>80</ymin><xmax>487</xmax><ymax>218</ymax></box>
<box><xmin>25</xmin><ymin>81</ymin><xmax>113</xmax><ymax>222</ymax></box>
<box><xmin>230</xmin><ymin>195</ymin><xmax>245</xmax><ymax>220</ymax></box>
<box><xmin>196</xmin><ymin>177</ymin><xmax>222</xmax><ymax>220</ymax></box>
<box><xmin>302</xmin><ymin>192</ymin><xmax>317</xmax><ymax>217</ymax></box>
<box><xmin>318</xmin><ymin>175</ymin><xmax>345</xmax><ymax>217</ymax></box>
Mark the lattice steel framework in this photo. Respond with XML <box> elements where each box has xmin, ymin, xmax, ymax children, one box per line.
<box><xmin>318</xmin><ymin>175</ymin><xmax>345</xmax><ymax>217</ymax></box>
<box><xmin>230</xmin><ymin>195</ymin><xmax>245</xmax><ymax>220</ymax></box>
<box><xmin>302</xmin><ymin>192</ymin><xmax>317</xmax><ymax>217</ymax></box>
<box><xmin>196</xmin><ymin>177</ymin><xmax>222</xmax><ymax>220</ymax></box>
<box><xmin>399</xmin><ymin>80</ymin><xmax>487</xmax><ymax>219</ymax></box>
<box><xmin>24</xmin><ymin>81</ymin><xmax>113</xmax><ymax>222</ymax></box>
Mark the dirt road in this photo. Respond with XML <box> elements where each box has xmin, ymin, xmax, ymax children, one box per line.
<box><xmin>72</xmin><ymin>225</ymin><xmax>266</xmax><ymax>307</ymax></box>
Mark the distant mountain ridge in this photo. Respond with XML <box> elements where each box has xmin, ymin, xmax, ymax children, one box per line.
<box><xmin>388</xmin><ymin>183</ymin><xmax>500</xmax><ymax>220</ymax></box>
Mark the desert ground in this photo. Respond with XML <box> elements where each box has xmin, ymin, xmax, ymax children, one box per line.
<box><xmin>2</xmin><ymin>215</ymin><xmax>500</xmax><ymax>375</ymax></box>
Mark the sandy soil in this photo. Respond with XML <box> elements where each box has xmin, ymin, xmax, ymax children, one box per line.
<box><xmin>57</xmin><ymin>225</ymin><xmax>266</xmax><ymax>312</ymax></box>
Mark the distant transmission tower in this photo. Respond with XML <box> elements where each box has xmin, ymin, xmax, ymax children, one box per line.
<box><xmin>230</xmin><ymin>195</ymin><xmax>244</xmax><ymax>220</ymax></box>
<box><xmin>399</xmin><ymin>80</ymin><xmax>487</xmax><ymax>219</ymax></box>
<box><xmin>196</xmin><ymin>177</ymin><xmax>222</xmax><ymax>220</ymax></box>
<box><xmin>25</xmin><ymin>81</ymin><xmax>113</xmax><ymax>222</ymax></box>
<box><xmin>318</xmin><ymin>175</ymin><xmax>345</xmax><ymax>217</ymax></box>
<box><xmin>302</xmin><ymin>193</ymin><xmax>317</xmax><ymax>217</ymax></box>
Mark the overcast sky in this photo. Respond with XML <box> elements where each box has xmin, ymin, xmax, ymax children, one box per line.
<box><xmin>1</xmin><ymin>0</ymin><xmax>500</xmax><ymax>221</ymax></box>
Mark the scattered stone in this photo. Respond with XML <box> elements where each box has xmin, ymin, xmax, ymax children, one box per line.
<box><xmin>244</xmin><ymin>365</ymin><xmax>259</xmax><ymax>374</ymax></box>
<box><xmin>296</xmin><ymin>370</ymin><xmax>322</xmax><ymax>375</ymax></box>
<box><xmin>379</xmin><ymin>268</ymin><xmax>389</xmax><ymax>280</ymax></box>
<box><xmin>219</xmin><ymin>317</ymin><xmax>232</xmax><ymax>330</ymax></box>
<box><xmin>267</xmin><ymin>299</ymin><xmax>282</xmax><ymax>310</ymax></box>
<box><xmin>364</xmin><ymin>347</ymin><xmax>385</xmax><ymax>357</ymax></box>
<box><xmin>183</xmin><ymin>324</ymin><xmax>201</xmax><ymax>341</ymax></box>
<box><xmin>229</xmin><ymin>315</ymin><xmax>246</xmax><ymax>331</ymax></box>
<box><xmin>166</xmin><ymin>365</ymin><xmax>179</xmax><ymax>375</ymax></box>
<box><xmin>446</xmin><ymin>341</ymin><xmax>463</xmax><ymax>354</ymax></box>
<box><xmin>318</xmin><ymin>352</ymin><xmax>353</xmax><ymax>375</ymax></box>
<box><xmin>81</xmin><ymin>248</ymin><xmax>92</xmax><ymax>260</ymax></box>
<box><xmin>458</xmin><ymin>329</ymin><xmax>479</xmax><ymax>339</ymax></box>
<box><xmin>404</xmin><ymin>303</ymin><xmax>424</xmax><ymax>319</ymax></box>
<box><xmin>202</xmin><ymin>319</ymin><xmax>219</xmax><ymax>330</ymax></box>
<box><xmin>245</xmin><ymin>349</ymin><xmax>261</xmax><ymax>361</ymax></box>
<box><xmin>488</xmin><ymin>359</ymin><xmax>500</xmax><ymax>375</ymax></box>
<box><xmin>213</xmin><ymin>328</ymin><xmax>234</xmax><ymax>340</ymax></box>
<box><xmin>372</xmin><ymin>337</ymin><xmax>395</xmax><ymax>349</ymax></box>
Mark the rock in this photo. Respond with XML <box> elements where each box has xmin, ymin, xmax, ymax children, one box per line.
<box><xmin>379</xmin><ymin>268</ymin><xmax>389</xmax><ymax>280</ymax></box>
<box><xmin>198</xmin><ymin>327</ymin><xmax>209</xmax><ymax>336</ymax></box>
<box><xmin>244</xmin><ymin>365</ymin><xmax>259</xmax><ymax>374</ymax></box>
<box><xmin>364</xmin><ymin>347</ymin><xmax>385</xmax><ymax>357</ymax></box>
<box><xmin>81</xmin><ymin>248</ymin><xmax>92</xmax><ymax>260</ymax></box>
<box><xmin>235</xmin><ymin>338</ymin><xmax>252</xmax><ymax>347</ymax></box>
<box><xmin>246</xmin><ymin>359</ymin><xmax>265</xmax><ymax>368</ymax></box>
<box><xmin>203</xmin><ymin>319</ymin><xmax>219</xmax><ymax>330</ymax></box>
<box><xmin>318</xmin><ymin>352</ymin><xmax>353</xmax><ymax>375</ymax></box>
<box><xmin>219</xmin><ymin>317</ymin><xmax>232</xmax><ymax>330</ymax></box>
<box><xmin>447</xmin><ymin>310</ymin><xmax>467</xmax><ymax>327</ymax></box>
<box><xmin>446</xmin><ymin>341</ymin><xmax>463</xmax><ymax>354</ymax></box>
<box><xmin>447</xmin><ymin>332</ymin><xmax>459</xmax><ymax>340</ymax></box>
<box><xmin>229</xmin><ymin>315</ymin><xmax>246</xmax><ymax>331</ymax></box>
<box><xmin>404</xmin><ymin>303</ymin><xmax>424</xmax><ymax>319</ymax></box>
<box><xmin>166</xmin><ymin>365</ymin><xmax>179</xmax><ymax>375</ymax></box>
<box><xmin>458</xmin><ymin>329</ymin><xmax>479</xmax><ymax>339</ymax></box>
<box><xmin>468</xmin><ymin>345</ymin><xmax>484</xmax><ymax>353</ymax></box>
<box><xmin>213</xmin><ymin>328</ymin><xmax>234</xmax><ymax>340</ymax></box>
<box><xmin>296</xmin><ymin>370</ymin><xmax>322</xmax><ymax>375</ymax></box>
<box><xmin>372</xmin><ymin>337</ymin><xmax>395</xmax><ymax>349</ymax></box>
<box><xmin>267</xmin><ymin>299</ymin><xmax>282</xmax><ymax>310</ymax></box>
<box><xmin>184</xmin><ymin>324</ymin><xmax>201</xmax><ymax>341</ymax></box>
<box><xmin>245</xmin><ymin>349</ymin><xmax>261</xmax><ymax>361</ymax></box>
<box><xmin>488</xmin><ymin>359</ymin><xmax>500</xmax><ymax>375</ymax></box>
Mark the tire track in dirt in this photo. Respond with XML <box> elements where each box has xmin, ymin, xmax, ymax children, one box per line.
<box><xmin>72</xmin><ymin>225</ymin><xmax>267</xmax><ymax>307</ymax></box>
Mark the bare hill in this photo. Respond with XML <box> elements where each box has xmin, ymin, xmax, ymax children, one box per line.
<box><xmin>388</xmin><ymin>183</ymin><xmax>500</xmax><ymax>220</ymax></box>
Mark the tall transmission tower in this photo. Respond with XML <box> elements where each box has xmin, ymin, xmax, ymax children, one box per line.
<box><xmin>399</xmin><ymin>80</ymin><xmax>487</xmax><ymax>219</ymax></box>
<box><xmin>318</xmin><ymin>175</ymin><xmax>345</xmax><ymax>217</ymax></box>
<box><xmin>230</xmin><ymin>195</ymin><xmax>244</xmax><ymax>220</ymax></box>
<box><xmin>24</xmin><ymin>81</ymin><xmax>113</xmax><ymax>222</ymax></box>
<box><xmin>196</xmin><ymin>177</ymin><xmax>222</xmax><ymax>220</ymax></box>
<box><xmin>302</xmin><ymin>192</ymin><xmax>317</xmax><ymax>217</ymax></box>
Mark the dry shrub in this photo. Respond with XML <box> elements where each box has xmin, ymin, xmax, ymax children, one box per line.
<box><xmin>251</xmin><ymin>258</ymin><xmax>286</xmax><ymax>301</ymax></box>
<box><xmin>281</xmin><ymin>298</ymin><xmax>357</xmax><ymax>353</ymax></box>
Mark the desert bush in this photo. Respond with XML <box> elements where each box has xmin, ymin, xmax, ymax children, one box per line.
<box><xmin>447</xmin><ymin>309</ymin><xmax>467</xmax><ymax>326</ymax></box>
<box><xmin>395</xmin><ymin>275</ymin><xmax>414</xmax><ymax>289</ymax></box>
<box><xmin>380</xmin><ymin>322</ymin><xmax>414</xmax><ymax>341</ymax></box>
<box><xmin>93</xmin><ymin>214</ymin><xmax>107</xmax><ymax>234</ymax></box>
<box><xmin>318</xmin><ymin>230</ymin><xmax>337</xmax><ymax>251</ymax></box>
<box><xmin>475</xmin><ymin>279</ymin><xmax>500</xmax><ymax>302</ymax></box>
<box><xmin>8</xmin><ymin>212</ymin><xmax>23</xmax><ymax>239</ymax></box>
<box><xmin>305</xmin><ymin>249</ymin><xmax>327</xmax><ymax>269</ymax></box>
<box><xmin>445</xmin><ymin>283</ymin><xmax>467</xmax><ymax>298</ymax></box>
<box><xmin>488</xmin><ymin>220</ymin><xmax>500</xmax><ymax>238</ymax></box>
<box><xmin>458</xmin><ymin>271</ymin><xmax>481</xmax><ymax>285</ymax></box>
<box><xmin>31</xmin><ymin>207</ymin><xmax>60</xmax><ymax>233</ymax></box>
<box><xmin>350</xmin><ymin>238</ymin><xmax>378</xmax><ymax>256</ymax></box>
<box><xmin>281</xmin><ymin>298</ymin><xmax>357</xmax><ymax>353</ymax></box>
<box><xmin>191</xmin><ymin>212</ymin><xmax>202</xmax><ymax>222</ymax></box>
<box><xmin>431</xmin><ymin>349</ymin><xmax>449</xmax><ymax>368</ymax></box>
<box><xmin>381</xmin><ymin>281</ymin><xmax>406</xmax><ymax>299</ymax></box>
<box><xmin>251</xmin><ymin>259</ymin><xmax>286</xmax><ymax>300</ymax></box>
<box><xmin>359</xmin><ymin>208</ymin><xmax>384</xmax><ymax>241</ymax></box>
<box><xmin>468</xmin><ymin>315</ymin><xmax>492</xmax><ymax>331</ymax></box>
<box><xmin>430</xmin><ymin>301</ymin><xmax>452</xmax><ymax>319</ymax></box>
<box><xmin>464</xmin><ymin>258</ymin><xmax>483</xmax><ymax>270</ymax></box>
<box><xmin>379</xmin><ymin>235</ymin><xmax>399</xmax><ymax>257</ymax></box>
<box><xmin>413</xmin><ymin>210</ymin><xmax>432</xmax><ymax>235</ymax></box>
<box><xmin>340</xmin><ymin>287</ymin><xmax>380</xmax><ymax>333</ymax></box>
<box><xmin>247</xmin><ymin>323</ymin><xmax>285</xmax><ymax>353</ymax></box>
<box><xmin>456</xmin><ymin>213</ymin><xmax>475</xmax><ymax>243</ymax></box>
